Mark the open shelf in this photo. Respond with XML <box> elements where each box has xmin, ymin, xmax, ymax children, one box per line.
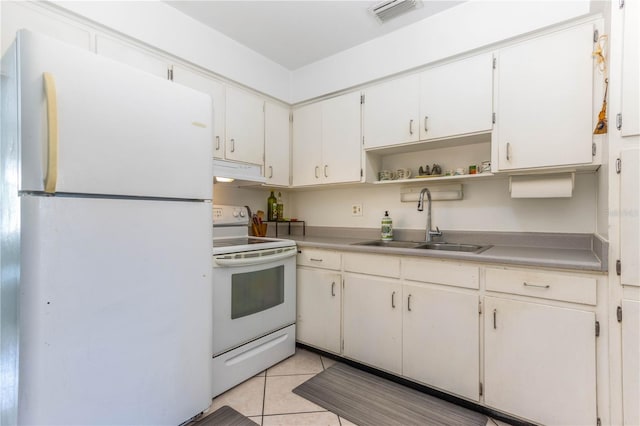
<box><xmin>372</xmin><ymin>172</ymin><xmax>496</xmax><ymax>185</ymax></box>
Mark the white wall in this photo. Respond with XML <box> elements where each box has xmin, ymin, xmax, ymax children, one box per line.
<box><xmin>288</xmin><ymin>174</ymin><xmax>598</xmax><ymax>233</ymax></box>
<box><xmin>291</xmin><ymin>0</ymin><xmax>592</xmax><ymax>103</ymax></box>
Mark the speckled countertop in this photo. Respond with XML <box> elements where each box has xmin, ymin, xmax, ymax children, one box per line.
<box><xmin>279</xmin><ymin>228</ymin><xmax>607</xmax><ymax>272</ymax></box>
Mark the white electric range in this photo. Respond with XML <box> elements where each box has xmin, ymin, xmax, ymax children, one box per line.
<box><xmin>211</xmin><ymin>205</ymin><xmax>297</xmax><ymax>398</ymax></box>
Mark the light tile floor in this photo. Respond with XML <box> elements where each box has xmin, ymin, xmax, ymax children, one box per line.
<box><xmin>202</xmin><ymin>347</ymin><xmax>511</xmax><ymax>426</ymax></box>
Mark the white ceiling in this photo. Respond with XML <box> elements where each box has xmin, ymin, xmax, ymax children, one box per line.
<box><xmin>165</xmin><ymin>1</ymin><xmax>464</xmax><ymax>70</ymax></box>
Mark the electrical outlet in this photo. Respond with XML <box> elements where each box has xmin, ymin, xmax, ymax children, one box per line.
<box><xmin>351</xmin><ymin>204</ymin><xmax>363</xmax><ymax>216</ymax></box>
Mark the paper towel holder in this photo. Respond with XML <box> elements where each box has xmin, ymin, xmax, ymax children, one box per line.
<box><xmin>509</xmin><ymin>172</ymin><xmax>575</xmax><ymax>198</ymax></box>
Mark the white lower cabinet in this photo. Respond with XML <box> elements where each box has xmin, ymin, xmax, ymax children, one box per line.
<box><xmin>296</xmin><ymin>249</ymin><xmax>603</xmax><ymax>425</ymax></box>
<box><xmin>484</xmin><ymin>296</ymin><xmax>597</xmax><ymax>425</ymax></box>
<box><xmin>343</xmin><ymin>275</ymin><xmax>402</xmax><ymax>375</ymax></box>
<box><xmin>622</xmin><ymin>299</ymin><xmax>640</xmax><ymax>426</ymax></box>
<box><xmin>296</xmin><ymin>268</ymin><xmax>341</xmax><ymax>354</ymax></box>
<box><xmin>403</xmin><ymin>284</ymin><xmax>480</xmax><ymax>401</ymax></box>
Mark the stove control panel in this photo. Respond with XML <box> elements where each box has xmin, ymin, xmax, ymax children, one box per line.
<box><xmin>212</xmin><ymin>205</ymin><xmax>250</xmax><ymax>226</ymax></box>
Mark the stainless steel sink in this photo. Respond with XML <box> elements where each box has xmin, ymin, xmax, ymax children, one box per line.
<box><xmin>414</xmin><ymin>242</ymin><xmax>491</xmax><ymax>253</ymax></box>
<box><xmin>353</xmin><ymin>240</ymin><xmax>425</xmax><ymax>249</ymax></box>
<box><xmin>353</xmin><ymin>240</ymin><xmax>491</xmax><ymax>253</ymax></box>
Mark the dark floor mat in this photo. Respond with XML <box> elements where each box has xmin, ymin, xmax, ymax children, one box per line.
<box><xmin>293</xmin><ymin>362</ymin><xmax>488</xmax><ymax>426</ymax></box>
<box><xmin>192</xmin><ymin>406</ymin><xmax>258</xmax><ymax>426</ymax></box>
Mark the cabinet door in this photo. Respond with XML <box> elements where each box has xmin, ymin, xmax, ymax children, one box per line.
<box><xmin>264</xmin><ymin>102</ymin><xmax>290</xmax><ymax>186</ymax></box>
<box><xmin>292</xmin><ymin>102</ymin><xmax>322</xmax><ymax>186</ymax></box>
<box><xmin>484</xmin><ymin>297</ymin><xmax>596</xmax><ymax>425</ymax></box>
<box><xmin>321</xmin><ymin>92</ymin><xmax>362</xmax><ymax>184</ymax></box>
<box><xmin>362</xmin><ymin>74</ymin><xmax>420</xmax><ymax>149</ymax></box>
<box><xmin>95</xmin><ymin>35</ymin><xmax>169</xmax><ymax>79</ymax></box>
<box><xmin>172</xmin><ymin>66</ymin><xmax>225</xmax><ymax>159</ymax></box>
<box><xmin>495</xmin><ymin>23</ymin><xmax>595</xmax><ymax>170</ymax></box>
<box><xmin>1</xmin><ymin>2</ymin><xmax>91</xmax><ymax>55</ymax></box>
<box><xmin>621</xmin><ymin>0</ymin><xmax>640</xmax><ymax>137</ymax></box>
<box><xmin>296</xmin><ymin>268</ymin><xmax>341</xmax><ymax>354</ymax></box>
<box><xmin>403</xmin><ymin>284</ymin><xmax>479</xmax><ymax>401</ymax></box>
<box><xmin>621</xmin><ymin>148</ymin><xmax>640</xmax><ymax>287</ymax></box>
<box><xmin>419</xmin><ymin>53</ymin><xmax>493</xmax><ymax>141</ymax></box>
<box><xmin>622</xmin><ymin>299</ymin><xmax>640</xmax><ymax>426</ymax></box>
<box><xmin>225</xmin><ymin>87</ymin><xmax>264</xmax><ymax>165</ymax></box>
<box><xmin>343</xmin><ymin>275</ymin><xmax>402</xmax><ymax>374</ymax></box>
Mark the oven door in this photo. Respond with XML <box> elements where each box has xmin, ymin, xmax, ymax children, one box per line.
<box><xmin>212</xmin><ymin>246</ymin><xmax>297</xmax><ymax>355</ymax></box>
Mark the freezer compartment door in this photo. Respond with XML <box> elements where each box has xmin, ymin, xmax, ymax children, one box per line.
<box><xmin>18</xmin><ymin>196</ymin><xmax>213</xmax><ymax>425</ymax></box>
<box><xmin>17</xmin><ymin>29</ymin><xmax>212</xmax><ymax>199</ymax></box>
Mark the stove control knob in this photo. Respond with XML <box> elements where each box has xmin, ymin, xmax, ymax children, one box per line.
<box><xmin>239</xmin><ymin>210</ymin><xmax>246</xmax><ymax>218</ymax></box>
<box><xmin>232</xmin><ymin>210</ymin><xmax>239</xmax><ymax>217</ymax></box>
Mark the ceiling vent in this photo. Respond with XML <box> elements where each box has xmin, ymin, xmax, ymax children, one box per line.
<box><xmin>371</xmin><ymin>0</ymin><xmax>422</xmax><ymax>23</ymax></box>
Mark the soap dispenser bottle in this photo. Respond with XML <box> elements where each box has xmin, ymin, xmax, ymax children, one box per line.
<box><xmin>381</xmin><ymin>211</ymin><xmax>393</xmax><ymax>241</ymax></box>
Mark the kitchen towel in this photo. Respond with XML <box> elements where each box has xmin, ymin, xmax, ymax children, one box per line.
<box><xmin>293</xmin><ymin>362</ymin><xmax>488</xmax><ymax>426</ymax></box>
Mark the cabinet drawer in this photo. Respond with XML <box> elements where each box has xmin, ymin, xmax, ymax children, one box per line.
<box><xmin>485</xmin><ymin>268</ymin><xmax>597</xmax><ymax>305</ymax></box>
<box><xmin>297</xmin><ymin>248</ymin><xmax>341</xmax><ymax>270</ymax></box>
<box><xmin>403</xmin><ymin>258</ymin><xmax>479</xmax><ymax>289</ymax></box>
<box><xmin>344</xmin><ymin>253</ymin><xmax>400</xmax><ymax>278</ymax></box>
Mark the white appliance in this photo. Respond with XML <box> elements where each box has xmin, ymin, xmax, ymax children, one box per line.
<box><xmin>211</xmin><ymin>205</ymin><xmax>297</xmax><ymax>397</ymax></box>
<box><xmin>1</xmin><ymin>30</ymin><xmax>214</xmax><ymax>425</ymax></box>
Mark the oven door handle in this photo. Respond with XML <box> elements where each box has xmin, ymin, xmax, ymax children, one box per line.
<box><xmin>214</xmin><ymin>248</ymin><xmax>296</xmax><ymax>267</ymax></box>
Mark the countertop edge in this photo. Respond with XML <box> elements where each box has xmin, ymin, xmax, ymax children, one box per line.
<box><xmin>289</xmin><ymin>237</ymin><xmax>607</xmax><ymax>273</ymax></box>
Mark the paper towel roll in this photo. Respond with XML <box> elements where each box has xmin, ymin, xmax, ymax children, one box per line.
<box><xmin>509</xmin><ymin>173</ymin><xmax>574</xmax><ymax>198</ymax></box>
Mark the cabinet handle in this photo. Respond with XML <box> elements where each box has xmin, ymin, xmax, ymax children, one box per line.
<box><xmin>493</xmin><ymin>309</ymin><xmax>497</xmax><ymax>329</ymax></box>
<box><xmin>409</xmin><ymin>119</ymin><xmax>414</xmax><ymax>135</ymax></box>
<box><xmin>309</xmin><ymin>258</ymin><xmax>323</xmax><ymax>262</ymax></box>
<box><xmin>523</xmin><ymin>282</ymin><xmax>550</xmax><ymax>289</ymax></box>
<box><xmin>230</xmin><ymin>138</ymin><xmax>235</xmax><ymax>153</ymax></box>
<box><xmin>506</xmin><ymin>142</ymin><xmax>511</xmax><ymax>161</ymax></box>
<box><xmin>391</xmin><ymin>291</ymin><xmax>396</xmax><ymax>308</ymax></box>
<box><xmin>315</xmin><ymin>166</ymin><xmax>319</xmax><ymax>179</ymax></box>
<box><xmin>424</xmin><ymin>116</ymin><xmax>429</xmax><ymax>133</ymax></box>
<box><xmin>407</xmin><ymin>294</ymin><xmax>412</xmax><ymax>312</ymax></box>
<box><xmin>268</xmin><ymin>165</ymin><xmax>273</xmax><ymax>179</ymax></box>
<box><xmin>324</xmin><ymin>165</ymin><xmax>329</xmax><ymax>178</ymax></box>
<box><xmin>331</xmin><ymin>282</ymin><xmax>336</xmax><ymax>297</ymax></box>
<box><xmin>215</xmin><ymin>136</ymin><xmax>220</xmax><ymax>150</ymax></box>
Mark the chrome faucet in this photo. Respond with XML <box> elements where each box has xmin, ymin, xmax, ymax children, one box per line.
<box><xmin>417</xmin><ymin>188</ymin><xmax>443</xmax><ymax>242</ymax></box>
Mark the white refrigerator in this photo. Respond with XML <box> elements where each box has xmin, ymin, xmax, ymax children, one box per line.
<box><xmin>1</xmin><ymin>30</ymin><xmax>214</xmax><ymax>425</ymax></box>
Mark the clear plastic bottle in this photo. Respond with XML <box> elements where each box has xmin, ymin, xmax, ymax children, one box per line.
<box><xmin>276</xmin><ymin>192</ymin><xmax>284</xmax><ymax>221</ymax></box>
<box><xmin>381</xmin><ymin>211</ymin><xmax>393</xmax><ymax>241</ymax></box>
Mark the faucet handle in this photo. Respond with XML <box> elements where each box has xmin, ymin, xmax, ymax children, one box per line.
<box><xmin>429</xmin><ymin>226</ymin><xmax>443</xmax><ymax>237</ymax></box>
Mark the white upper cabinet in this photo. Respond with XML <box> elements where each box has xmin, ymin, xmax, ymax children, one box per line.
<box><xmin>225</xmin><ymin>87</ymin><xmax>265</xmax><ymax>165</ymax></box>
<box><xmin>172</xmin><ymin>66</ymin><xmax>226</xmax><ymax>160</ymax></box>
<box><xmin>264</xmin><ymin>102</ymin><xmax>291</xmax><ymax>186</ymax></box>
<box><xmin>494</xmin><ymin>23</ymin><xmax>595</xmax><ymax>170</ymax></box>
<box><xmin>321</xmin><ymin>92</ymin><xmax>362</xmax><ymax>184</ymax></box>
<box><xmin>362</xmin><ymin>52</ymin><xmax>493</xmax><ymax>150</ymax></box>
<box><xmin>95</xmin><ymin>35</ymin><xmax>170</xmax><ymax>79</ymax></box>
<box><xmin>292</xmin><ymin>92</ymin><xmax>361</xmax><ymax>186</ymax></box>
<box><xmin>292</xmin><ymin>102</ymin><xmax>322</xmax><ymax>186</ymax></box>
<box><xmin>419</xmin><ymin>53</ymin><xmax>494</xmax><ymax>141</ymax></box>
<box><xmin>621</xmin><ymin>0</ymin><xmax>640</xmax><ymax>137</ymax></box>
<box><xmin>1</xmin><ymin>1</ymin><xmax>91</xmax><ymax>55</ymax></box>
<box><xmin>620</xmin><ymin>148</ymin><xmax>640</xmax><ymax>287</ymax></box>
<box><xmin>363</xmin><ymin>74</ymin><xmax>421</xmax><ymax>149</ymax></box>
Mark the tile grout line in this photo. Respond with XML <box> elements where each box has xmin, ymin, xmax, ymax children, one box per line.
<box><xmin>261</xmin><ymin>369</ymin><xmax>267</xmax><ymax>425</ymax></box>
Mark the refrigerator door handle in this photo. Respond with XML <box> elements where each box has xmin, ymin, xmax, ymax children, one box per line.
<box><xmin>43</xmin><ymin>72</ymin><xmax>59</xmax><ymax>193</ymax></box>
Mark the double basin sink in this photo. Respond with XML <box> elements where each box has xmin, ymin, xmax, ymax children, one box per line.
<box><xmin>353</xmin><ymin>240</ymin><xmax>491</xmax><ymax>253</ymax></box>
